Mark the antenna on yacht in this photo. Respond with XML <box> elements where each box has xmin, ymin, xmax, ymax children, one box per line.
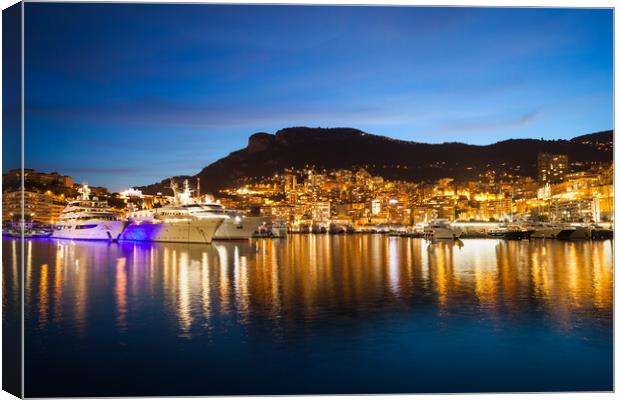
<box><xmin>176</xmin><ymin>179</ymin><xmax>194</xmax><ymax>205</ymax></box>
<box><xmin>169</xmin><ymin>178</ymin><xmax>180</xmax><ymax>205</ymax></box>
<box><xmin>78</xmin><ymin>182</ymin><xmax>91</xmax><ymax>201</ymax></box>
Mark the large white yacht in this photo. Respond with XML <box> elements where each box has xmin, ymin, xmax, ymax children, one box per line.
<box><xmin>423</xmin><ymin>219</ymin><xmax>462</xmax><ymax>240</ymax></box>
<box><xmin>120</xmin><ymin>180</ymin><xmax>226</xmax><ymax>244</ymax></box>
<box><xmin>200</xmin><ymin>196</ymin><xmax>265</xmax><ymax>240</ymax></box>
<box><xmin>53</xmin><ymin>184</ymin><xmax>125</xmax><ymax>241</ymax></box>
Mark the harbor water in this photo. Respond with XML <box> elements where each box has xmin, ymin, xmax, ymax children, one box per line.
<box><xmin>5</xmin><ymin>235</ymin><xmax>613</xmax><ymax>396</ymax></box>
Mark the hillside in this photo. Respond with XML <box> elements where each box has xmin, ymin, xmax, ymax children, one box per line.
<box><xmin>138</xmin><ymin>127</ymin><xmax>613</xmax><ymax>195</ymax></box>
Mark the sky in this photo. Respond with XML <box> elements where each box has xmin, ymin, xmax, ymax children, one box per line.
<box><xmin>23</xmin><ymin>4</ymin><xmax>613</xmax><ymax>191</ymax></box>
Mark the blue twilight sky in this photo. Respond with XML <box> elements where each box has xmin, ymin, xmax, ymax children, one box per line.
<box><xmin>24</xmin><ymin>4</ymin><xmax>612</xmax><ymax>191</ymax></box>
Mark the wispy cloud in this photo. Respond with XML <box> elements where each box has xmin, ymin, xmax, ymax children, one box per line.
<box><xmin>428</xmin><ymin>108</ymin><xmax>543</xmax><ymax>137</ymax></box>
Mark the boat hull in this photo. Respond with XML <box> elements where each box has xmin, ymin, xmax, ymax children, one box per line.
<box><xmin>425</xmin><ymin>228</ymin><xmax>461</xmax><ymax>240</ymax></box>
<box><xmin>52</xmin><ymin>220</ymin><xmax>126</xmax><ymax>241</ymax></box>
<box><xmin>530</xmin><ymin>228</ymin><xmax>563</xmax><ymax>239</ymax></box>
<box><xmin>214</xmin><ymin>217</ymin><xmax>264</xmax><ymax>240</ymax></box>
<box><xmin>271</xmin><ymin>227</ymin><xmax>288</xmax><ymax>238</ymax></box>
<box><xmin>591</xmin><ymin>229</ymin><xmax>613</xmax><ymax>240</ymax></box>
<box><xmin>556</xmin><ymin>227</ymin><xmax>590</xmax><ymax>240</ymax></box>
<box><xmin>120</xmin><ymin>218</ymin><xmax>225</xmax><ymax>244</ymax></box>
<box><xmin>489</xmin><ymin>230</ymin><xmax>533</xmax><ymax>240</ymax></box>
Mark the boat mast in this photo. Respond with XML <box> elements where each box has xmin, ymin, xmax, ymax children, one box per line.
<box><xmin>78</xmin><ymin>183</ymin><xmax>91</xmax><ymax>201</ymax></box>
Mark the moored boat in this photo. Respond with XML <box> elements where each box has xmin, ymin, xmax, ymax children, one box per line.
<box><xmin>488</xmin><ymin>224</ymin><xmax>534</xmax><ymax>240</ymax></box>
<box><xmin>3</xmin><ymin>227</ymin><xmax>52</xmax><ymax>239</ymax></box>
<box><xmin>215</xmin><ymin>215</ymin><xmax>264</xmax><ymax>240</ymax></box>
<box><xmin>423</xmin><ymin>219</ymin><xmax>462</xmax><ymax>240</ymax></box>
<box><xmin>528</xmin><ymin>223</ymin><xmax>565</xmax><ymax>239</ymax></box>
<box><xmin>120</xmin><ymin>180</ymin><xmax>225</xmax><ymax>244</ymax></box>
<box><xmin>52</xmin><ymin>184</ymin><xmax>125</xmax><ymax>241</ymax></box>
<box><xmin>270</xmin><ymin>220</ymin><xmax>288</xmax><ymax>238</ymax></box>
<box><xmin>590</xmin><ymin>227</ymin><xmax>613</xmax><ymax>240</ymax></box>
<box><xmin>556</xmin><ymin>224</ymin><xmax>614</xmax><ymax>240</ymax></box>
<box><xmin>200</xmin><ymin>199</ymin><xmax>265</xmax><ymax>240</ymax></box>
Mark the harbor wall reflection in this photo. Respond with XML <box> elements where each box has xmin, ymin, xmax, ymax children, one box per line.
<box><xmin>19</xmin><ymin>236</ymin><xmax>613</xmax><ymax>338</ymax></box>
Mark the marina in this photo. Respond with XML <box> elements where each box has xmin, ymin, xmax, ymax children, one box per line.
<box><xmin>4</xmin><ymin>163</ymin><xmax>615</xmax><ymax>244</ymax></box>
<box><xmin>2</xmin><ymin>3</ymin><xmax>614</xmax><ymax>397</ymax></box>
<box><xmin>5</xmin><ymin>219</ymin><xmax>614</xmax><ymax>242</ymax></box>
<box><xmin>4</xmin><ymin>181</ymin><xmax>614</xmax><ymax>244</ymax></box>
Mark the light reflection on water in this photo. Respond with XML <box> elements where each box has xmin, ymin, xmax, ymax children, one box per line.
<box><xmin>9</xmin><ymin>236</ymin><xmax>613</xmax><ymax>396</ymax></box>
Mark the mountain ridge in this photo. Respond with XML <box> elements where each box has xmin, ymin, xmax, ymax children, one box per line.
<box><xmin>137</xmin><ymin>127</ymin><xmax>613</xmax><ymax>195</ymax></box>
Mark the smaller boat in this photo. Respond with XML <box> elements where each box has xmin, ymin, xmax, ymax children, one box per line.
<box><xmin>488</xmin><ymin>224</ymin><xmax>534</xmax><ymax>240</ymax></box>
<box><xmin>556</xmin><ymin>226</ymin><xmax>589</xmax><ymax>240</ymax></box>
<box><xmin>312</xmin><ymin>224</ymin><xmax>328</xmax><ymax>234</ymax></box>
<box><xmin>328</xmin><ymin>223</ymin><xmax>346</xmax><ymax>234</ymax></box>
<box><xmin>590</xmin><ymin>226</ymin><xmax>613</xmax><ymax>240</ymax></box>
<box><xmin>423</xmin><ymin>219</ymin><xmax>462</xmax><ymax>240</ymax></box>
<box><xmin>270</xmin><ymin>220</ymin><xmax>288</xmax><ymax>238</ymax></box>
<box><xmin>556</xmin><ymin>224</ymin><xmax>614</xmax><ymax>240</ymax></box>
<box><xmin>3</xmin><ymin>224</ymin><xmax>52</xmax><ymax>239</ymax></box>
<box><xmin>528</xmin><ymin>223</ymin><xmax>565</xmax><ymax>239</ymax></box>
<box><xmin>24</xmin><ymin>229</ymin><xmax>53</xmax><ymax>239</ymax></box>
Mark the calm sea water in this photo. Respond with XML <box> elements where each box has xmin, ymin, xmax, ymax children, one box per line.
<box><xmin>4</xmin><ymin>235</ymin><xmax>613</xmax><ymax>396</ymax></box>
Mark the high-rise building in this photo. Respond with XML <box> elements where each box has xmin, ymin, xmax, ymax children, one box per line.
<box><xmin>284</xmin><ymin>174</ymin><xmax>297</xmax><ymax>193</ymax></box>
<box><xmin>537</xmin><ymin>153</ymin><xmax>568</xmax><ymax>184</ymax></box>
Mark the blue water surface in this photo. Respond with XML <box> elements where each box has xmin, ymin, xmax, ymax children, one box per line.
<box><xmin>7</xmin><ymin>236</ymin><xmax>612</xmax><ymax>396</ymax></box>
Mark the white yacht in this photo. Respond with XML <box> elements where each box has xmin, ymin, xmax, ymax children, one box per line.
<box><xmin>423</xmin><ymin>219</ymin><xmax>462</xmax><ymax>240</ymax></box>
<box><xmin>527</xmin><ymin>222</ymin><xmax>565</xmax><ymax>239</ymax></box>
<box><xmin>53</xmin><ymin>184</ymin><xmax>125</xmax><ymax>241</ymax></box>
<box><xmin>120</xmin><ymin>180</ymin><xmax>226</xmax><ymax>244</ymax></box>
<box><xmin>201</xmin><ymin>197</ymin><xmax>265</xmax><ymax>240</ymax></box>
<box><xmin>270</xmin><ymin>220</ymin><xmax>288</xmax><ymax>238</ymax></box>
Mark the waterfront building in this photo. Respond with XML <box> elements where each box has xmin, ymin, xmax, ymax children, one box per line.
<box><xmin>412</xmin><ymin>207</ymin><xmax>434</xmax><ymax>225</ymax></box>
<box><xmin>311</xmin><ymin>202</ymin><xmax>331</xmax><ymax>223</ymax></box>
<box><xmin>549</xmin><ymin>198</ymin><xmax>595</xmax><ymax>222</ymax></box>
<box><xmin>3</xmin><ymin>190</ymin><xmax>66</xmax><ymax>225</ymax></box>
<box><xmin>387</xmin><ymin>202</ymin><xmax>411</xmax><ymax>225</ymax></box>
<box><xmin>478</xmin><ymin>197</ymin><xmax>513</xmax><ymax>221</ymax></box>
<box><xmin>371</xmin><ymin>198</ymin><xmax>381</xmax><ymax>215</ymax></box>
<box><xmin>594</xmin><ymin>184</ymin><xmax>614</xmax><ymax>221</ymax></box>
<box><xmin>538</xmin><ymin>152</ymin><xmax>568</xmax><ymax>184</ymax></box>
<box><xmin>424</xmin><ymin>196</ymin><xmax>456</xmax><ymax>221</ymax></box>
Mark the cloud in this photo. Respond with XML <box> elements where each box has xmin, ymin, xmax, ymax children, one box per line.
<box><xmin>429</xmin><ymin>108</ymin><xmax>542</xmax><ymax>137</ymax></box>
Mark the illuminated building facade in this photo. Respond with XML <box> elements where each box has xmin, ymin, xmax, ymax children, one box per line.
<box><xmin>538</xmin><ymin>153</ymin><xmax>568</xmax><ymax>184</ymax></box>
<box><xmin>3</xmin><ymin>190</ymin><xmax>66</xmax><ymax>225</ymax></box>
<box><xmin>225</xmin><ymin>162</ymin><xmax>613</xmax><ymax>227</ymax></box>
